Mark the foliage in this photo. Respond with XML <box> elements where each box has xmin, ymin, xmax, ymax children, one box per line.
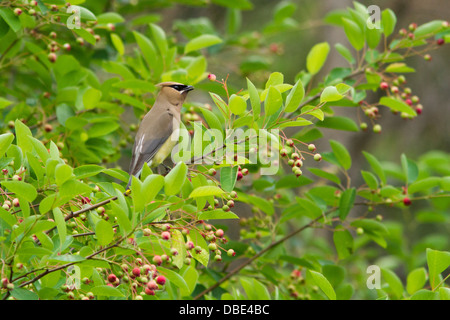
<box><xmin>0</xmin><ymin>0</ymin><xmax>449</xmax><ymax>301</ymax></box>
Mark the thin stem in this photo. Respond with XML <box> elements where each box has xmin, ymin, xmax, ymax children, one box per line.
<box><xmin>193</xmin><ymin>208</ymin><xmax>336</xmax><ymax>300</ymax></box>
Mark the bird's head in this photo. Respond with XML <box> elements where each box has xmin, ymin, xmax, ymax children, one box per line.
<box><xmin>156</xmin><ymin>82</ymin><xmax>194</xmax><ymax>106</ymax></box>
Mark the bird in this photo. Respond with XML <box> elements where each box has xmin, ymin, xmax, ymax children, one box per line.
<box><xmin>126</xmin><ymin>82</ymin><xmax>194</xmax><ymax>192</ymax></box>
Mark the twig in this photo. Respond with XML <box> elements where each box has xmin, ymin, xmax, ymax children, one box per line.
<box><xmin>193</xmin><ymin>208</ymin><xmax>336</xmax><ymax>300</ymax></box>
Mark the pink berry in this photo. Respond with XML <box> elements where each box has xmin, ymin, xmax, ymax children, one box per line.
<box><xmin>380</xmin><ymin>82</ymin><xmax>389</xmax><ymax>90</ymax></box>
<box><xmin>147</xmin><ymin>280</ymin><xmax>158</xmax><ymax>290</ymax></box>
<box><xmin>152</xmin><ymin>255</ymin><xmax>162</xmax><ymax>266</ymax></box>
<box><xmin>208</xmin><ymin>74</ymin><xmax>216</xmax><ymax>81</ymax></box>
<box><xmin>236</xmin><ymin>171</ymin><xmax>243</xmax><ymax>181</ymax></box>
<box><xmin>215</xmin><ymin>229</ymin><xmax>224</xmax><ymax>238</ymax></box>
<box><xmin>156</xmin><ymin>275</ymin><xmax>166</xmax><ymax>285</ymax></box>
<box><xmin>161</xmin><ymin>231</ymin><xmax>170</xmax><ymax>240</ymax></box>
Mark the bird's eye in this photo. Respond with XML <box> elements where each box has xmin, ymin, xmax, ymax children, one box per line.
<box><xmin>171</xmin><ymin>85</ymin><xmax>185</xmax><ymax>91</ymax></box>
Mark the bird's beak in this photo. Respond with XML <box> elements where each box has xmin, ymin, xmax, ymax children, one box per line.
<box><xmin>181</xmin><ymin>86</ymin><xmax>194</xmax><ymax>93</ymax></box>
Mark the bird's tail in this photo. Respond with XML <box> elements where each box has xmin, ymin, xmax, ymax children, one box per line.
<box><xmin>125</xmin><ymin>176</ymin><xmax>132</xmax><ymax>195</ymax></box>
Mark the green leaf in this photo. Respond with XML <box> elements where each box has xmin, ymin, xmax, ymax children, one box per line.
<box><xmin>10</xmin><ymin>288</ymin><xmax>39</xmax><ymax>300</ymax></box>
<box><xmin>55</xmin><ymin>164</ymin><xmax>74</xmax><ymax>186</ymax></box>
<box><xmin>351</xmin><ymin>219</ymin><xmax>388</xmax><ymax>237</ymax></box>
<box><xmin>308</xmin><ymin>168</ymin><xmax>341</xmax><ymax>185</ymax></box>
<box><xmin>150</xmin><ymin>23</ymin><xmax>168</xmax><ymax>55</ymax></box>
<box><xmin>1</xmin><ymin>181</ymin><xmax>37</xmax><ymax>202</ymax></box>
<box><xmin>264</xmin><ymin>86</ymin><xmax>283</xmax><ymax>117</ymax></box>
<box><xmin>185</xmin><ymin>34</ymin><xmax>223</xmax><ymax>54</ymax></box>
<box><xmin>199</xmin><ymin>107</ymin><xmax>223</xmax><ymax>131</ymax></box>
<box><xmin>95</xmin><ymin>219</ymin><xmax>114</xmax><ymax>246</ymax></box>
<box><xmin>342</xmin><ymin>17</ymin><xmax>364</xmax><ymax>50</ymax></box>
<box><xmin>439</xmin><ymin>287</ymin><xmax>450</xmax><ymax>300</ymax></box>
<box><xmin>187</xmin><ymin>228</ymin><xmax>209</xmax><ymax>267</ymax></box>
<box><xmin>74</xmin><ymin>165</ymin><xmax>104</xmax><ymax>179</ymax></box>
<box><xmin>379</xmin><ymin>97</ymin><xmax>416</xmax><ymax>117</ymax></box>
<box><xmin>141</xmin><ymin>174</ymin><xmax>164</xmax><ymax>204</ymax></box>
<box><xmin>307</xmin><ymin>269</ymin><xmax>336</xmax><ymax>300</ymax></box>
<box><xmin>408</xmin><ymin>177</ymin><xmax>441</xmax><ymax>194</ymax></box>
<box><xmin>333</xmin><ymin>227</ymin><xmax>353</xmax><ymax>259</ymax></box>
<box><xmin>160</xmin><ymin>267</ymin><xmax>190</xmax><ymax>293</ymax></box>
<box><xmin>189</xmin><ymin>186</ymin><xmax>225</xmax><ymax>198</ymax></box>
<box><xmin>220</xmin><ymin>166</ymin><xmax>238</xmax><ymax>192</ymax></box>
<box><xmin>401</xmin><ymin>154</ymin><xmax>419</xmax><ymax>184</ymax></box>
<box><xmin>414</xmin><ymin>20</ymin><xmax>444</xmax><ymax>37</ymax></box>
<box><xmin>90</xmin><ymin>285</ymin><xmax>124</xmax><ymax>297</ymax></box>
<box><xmin>339</xmin><ymin>188</ymin><xmax>356</xmax><ymax>220</ymax></box>
<box><xmin>335</xmin><ymin>43</ymin><xmax>355</xmax><ymax>64</ymax></box>
<box><xmin>133</xmin><ymin>31</ymin><xmax>159</xmax><ymax>75</ymax></box>
<box><xmin>381</xmin><ymin>268</ymin><xmax>404</xmax><ymax>299</ymax></box>
<box><xmin>110</xmin><ymin>198</ymin><xmax>132</xmax><ymax>234</ymax></box>
<box><xmin>385</xmin><ymin>62</ymin><xmax>415</xmax><ymax>73</ymax></box>
<box><xmin>52</xmin><ymin>207</ymin><xmax>66</xmax><ymax>250</ymax></box>
<box><xmin>426</xmin><ymin>248</ymin><xmax>450</xmax><ymax>290</ymax></box>
<box><xmin>247</xmin><ymin>78</ymin><xmax>261</xmax><ymax>120</ymax></box>
<box><xmin>284</xmin><ymin>79</ymin><xmax>305</xmax><ymax>113</ymax></box>
<box><xmin>320</xmin><ymin>86</ymin><xmax>344</xmax><ymax>103</ymax></box>
<box><xmin>0</xmin><ymin>133</ymin><xmax>14</xmax><ymax>158</ymax></box>
<box><xmin>110</xmin><ymin>33</ymin><xmax>125</xmax><ymax>55</ymax></box>
<box><xmin>197</xmin><ymin>209</ymin><xmax>239</xmax><ymax>220</ymax></box>
<box><xmin>229</xmin><ymin>94</ymin><xmax>247</xmax><ymax>115</ymax></box>
<box><xmin>0</xmin><ymin>8</ymin><xmax>21</xmax><ymax>32</ymax></box>
<box><xmin>164</xmin><ymin>162</ymin><xmax>187</xmax><ymax>196</ymax></box>
<box><xmin>74</xmin><ymin>28</ymin><xmax>96</xmax><ymax>45</ymax></box>
<box><xmin>316</xmin><ymin>116</ymin><xmax>359</xmax><ymax>131</ymax></box>
<box><xmin>411</xmin><ymin>289</ymin><xmax>439</xmax><ymax>300</ymax></box>
<box><xmin>59</xmin><ymin>180</ymin><xmax>92</xmax><ymax>198</ymax></box>
<box><xmin>381</xmin><ymin>9</ymin><xmax>397</xmax><ymax>37</ymax></box>
<box><xmin>96</xmin><ymin>12</ymin><xmax>125</xmax><ymax>24</ymax></box>
<box><xmin>295</xmin><ymin>197</ymin><xmax>322</xmax><ymax>219</ymax></box>
<box><xmin>265</xmin><ymin>72</ymin><xmax>284</xmax><ymax>88</ymax></box>
<box><xmin>171</xmin><ymin>230</ymin><xmax>186</xmax><ymax>270</ymax></box>
<box><xmin>240</xmin><ymin>277</ymin><xmax>271</xmax><ymax>300</ymax></box>
<box><xmin>362</xmin><ymin>151</ymin><xmax>386</xmax><ymax>185</ymax></box>
<box><xmin>15</xmin><ymin>119</ymin><xmax>33</xmax><ymax>154</ymax></box>
<box><xmin>330</xmin><ymin>139</ymin><xmax>351</xmax><ymax>170</ymax></box>
<box><xmin>361</xmin><ymin>170</ymin><xmax>378</xmax><ymax>190</ymax></box>
<box><xmin>406</xmin><ymin>268</ymin><xmax>428</xmax><ymax>295</ymax></box>
<box><xmin>306</xmin><ymin>42</ymin><xmax>330</xmax><ymax>75</ymax></box>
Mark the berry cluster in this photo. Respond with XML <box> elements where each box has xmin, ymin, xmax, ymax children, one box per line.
<box><xmin>280</xmin><ymin>138</ymin><xmax>321</xmax><ymax>177</ymax></box>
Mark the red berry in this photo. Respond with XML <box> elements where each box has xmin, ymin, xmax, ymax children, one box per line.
<box><xmin>403</xmin><ymin>197</ymin><xmax>412</xmax><ymax>206</ymax></box>
<box><xmin>132</xmin><ymin>267</ymin><xmax>140</xmax><ymax>277</ymax></box>
<box><xmin>145</xmin><ymin>287</ymin><xmax>155</xmax><ymax>295</ymax></box>
<box><xmin>156</xmin><ymin>275</ymin><xmax>166</xmax><ymax>286</ymax></box>
<box><xmin>107</xmin><ymin>274</ymin><xmax>117</xmax><ymax>283</ymax></box>
<box><xmin>236</xmin><ymin>171</ymin><xmax>243</xmax><ymax>181</ymax></box>
<box><xmin>380</xmin><ymin>82</ymin><xmax>389</xmax><ymax>90</ymax></box>
<box><xmin>437</xmin><ymin>38</ymin><xmax>445</xmax><ymax>46</ymax></box>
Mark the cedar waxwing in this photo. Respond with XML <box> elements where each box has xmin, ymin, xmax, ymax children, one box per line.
<box><xmin>126</xmin><ymin>82</ymin><xmax>194</xmax><ymax>191</ymax></box>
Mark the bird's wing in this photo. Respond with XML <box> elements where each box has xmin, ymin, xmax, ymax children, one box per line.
<box><xmin>128</xmin><ymin>110</ymin><xmax>174</xmax><ymax>179</ymax></box>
